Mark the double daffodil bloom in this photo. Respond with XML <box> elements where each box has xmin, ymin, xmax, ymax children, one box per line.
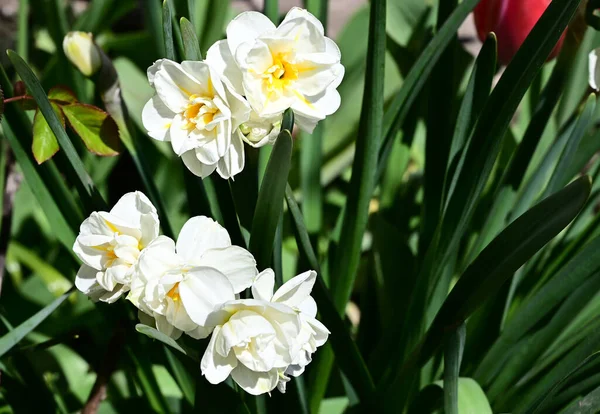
<box><xmin>142</xmin><ymin>59</ymin><xmax>251</xmax><ymax>179</ymax></box>
<box><xmin>128</xmin><ymin>216</ymin><xmax>258</xmax><ymax>339</ymax></box>
<box><xmin>74</xmin><ymin>192</ymin><xmax>159</xmax><ymax>303</ymax></box>
<box><xmin>201</xmin><ymin>299</ymin><xmax>302</xmax><ymax>395</ymax></box>
<box><xmin>252</xmin><ymin>269</ymin><xmax>329</xmax><ymax>392</ymax></box>
<box><xmin>206</xmin><ymin>7</ymin><xmax>344</xmax><ymax>133</ymax></box>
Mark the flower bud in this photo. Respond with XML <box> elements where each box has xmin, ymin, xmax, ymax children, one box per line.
<box><xmin>239</xmin><ymin>111</ymin><xmax>282</xmax><ymax>148</ymax></box>
<box><xmin>473</xmin><ymin>0</ymin><xmax>566</xmax><ymax>66</ymax></box>
<box><xmin>62</xmin><ymin>31</ymin><xmax>102</xmax><ymax>77</ymax></box>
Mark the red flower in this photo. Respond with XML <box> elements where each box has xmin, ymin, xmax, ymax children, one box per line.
<box><xmin>473</xmin><ymin>0</ymin><xmax>566</xmax><ymax>65</ymax></box>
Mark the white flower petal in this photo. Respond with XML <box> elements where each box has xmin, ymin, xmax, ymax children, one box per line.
<box><xmin>297</xmin><ymin>296</ymin><xmax>317</xmax><ymax>318</ymax></box>
<box><xmin>154</xmin><ymin>60</ymin><xmax>203</xmax><ymax>113</ymax></box>
<box><xmin>197</xmin><ymin>246</ymin><xmax>257</xmax><ymax>293</ymax></box>
<box><xmin>227</xmin><ymin>11</ymin><xmax>276</xmax><ymax>58</ymax></box>
<box><xmin>216</xmin><ymin>133</ymin><xmax>245</xmax><ymax>180</ymax></box>
<box><xmin>272</xmin><ymin>270</ymin><xmax>317</xmax><ymax>308</ymax></box>
<box><xmin>280</xmin><ymin>7</ymin><xmax>324</xmax><ymax>36</ymax></box>
<box><xmin>142</xmin><ymin>96</ymin><xmax>176</xmax><ymax>141</ymax></box>
<box><xmin>201</xmin><ymin>326</ymin><xmax>238</xmax><ymax>384</ymax></box>
<box><xmin>181</xmin><ymin>149</ymin><xmax>218</xmax><ymax>178</ymax></box>
<box><xmin>147</xmin><ymin>59</ymin><xmax>165</xmax><ymax>87</ymax></box>
<box><xmin>590</xmin><ymin>49</ymin><xmax>600</xmax><ymax>91</ymax></box>
<box><xmin>206</xmin><ymin>40</ymin><xmax>244</xmax><ymax>93</ymax></box>
<box><xmin>179</xmin><ymin>267</ymin><xmax>236</xmax><ymax>327</ymax></box>
<box><xmin>75</xmin><ymin>264</ymin><xmax>105</xmax><ymax>301</ymax></box>
<box><xmin>176</xmin><ymin>216</ymin><xmax>231</xmax><ymax>261</ymax></box>
<box><xmin>155</xmin><ymin>313</ymin><xmax>183</xmax><ymax>339</ymax></box>
<box><xmin>251</xmin><ymin>268</ymin><xmax>275</xmax><ymax>302</ymax></box>
<box><xmin>179</xmin><ymin>61</ymin><xmax>222</xmax><ymax>98</ymax></box>
<box><xmin>169</xmin><ymin>114</ymin><xmax>196</xmax><ymax>156</ymax></box>
<box><xmin>110</xmin><ymin>191</ymin><xmax>158</xmax><ymax>230</ymax></box>
<box><xmin>230</xmin><ymin>364</ymin><xmax>279</xmax><ymax>396</ymax></box>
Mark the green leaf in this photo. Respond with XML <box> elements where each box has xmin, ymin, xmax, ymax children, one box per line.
<box><xmin>284</xmin><ymin>185</ymin><xmax>375</xmax><ymax>403</ymax></box>
<box><xmin>445</xmin><ymin>33</ymin><xmax>497</xmax><ymax>205</ymax></box>
<box><xmin>164</xmin><ymin>347</ymin><xmax>195</xmax><ymax>405</ymax></box>
<box><xmin>31</xmin><ymin>104</ymin><xmax>61</xmax><ymax>164</ymax></box>
<box><xmin>561</xmin><ymin>384</ymin><xmax>600</xmax><ymax>414</ymax></box>
<box><xmin>163</xmin><ymin>0</ymin><xmax>176</xmax><ymax>61</ymax></box>
<box><xmin>249</xmin><ymin>130</ymin><xmax>293</xmax><ymax>269</ymax></box>
<box><xmin>408</xmin><ymin>378</ymin><xmax>492</xmax><ymax>414</ymax></box>
<box><xmin>475</xmin><ymin>235</ymin><xmax>600</xmax><ymax>386</ymax></box>
<box><xmin>0</xmin><ymin>288</ymin><xmax>73</xmax><ymax>358</ymax></box>
<box><xmin>383</xmin><ymin>176</ymin><xmax>590</xmax><ymax>410</ymax></box>
<box><xmin>427</xmin><ymin>176</ymin><xmax>590</xmax><ymax>365</ymax></box>
<box><xmin>7</xmin><ymin>50</ymin><xmax>107</xmax><ymax>211</ymax></box>
<box><xmin>47</xmin><ymin>86</ymin><xmax>77</xmax><ymax>104</ymax></box>
<box><xmin>389</xmin><ymin>0</ymin><xmax>584</xmax><ymax>387</ymax></box>
<box><xmin>135</xmin><ymin>324</ymin><xmax>197</xmax><ymax>360</ymax></box>
<box><xmin>440</xmin><ymin>379</ymin><xmax>493</xmax><ymax>414</ymax></box>
<box><xmin>519</xmin><ymin>351</ymin><xmax>600</xmax><ymax>412</ymax></box>
<box><xmin>543</xmin><ymin>94</ymin><xmax>596</xmax><ymax>197</ymax></box>
<box><xmin>264</xmin><ymin>0</ymin><xmax>279</xmax><ymax>23</ymax></box>
<box><xmin>0</xmin><ymin>119</ymin><xmax>77</xmax><ymax>250</ymax></box>
<box><xmin>180</xmin><ymin>17</ymin><xmax>202</xmax><ymax>61</ymax></box>
<box><xmin>444</xmin><ymin>324</ymin><xmax>466</xmax><ymax>414</ymax></box>
<box><xmin>8</xmin><ymin>242</ymin><xmax>72</xmax><ymax>297</ymax></box>
<box><xmin>126</xmin><ymin>345</ymin><xmax>172</xmax><ymax>414</ymax></box>
<box><xmin>0</xmin><ymin>85</ymin><xmax>4</xmax><ymax>123</ymax></box>
<box><xmin>62</xmin><ymin>103</ymin><xmax>120</xmax><ymax>157</ymax></box>
<box><xmin>331</xmin><ymin>0</ymin><xmax>386</xmax><ymax>313</ymax></box>
<box><xmin>378</xmin><ymin>0</ymin><xmax>481</xmax><ymax>175</ymax></box>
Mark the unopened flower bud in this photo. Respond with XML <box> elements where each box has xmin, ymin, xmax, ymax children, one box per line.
<box><xmin>63</xmin><ymin>32</ymin><xmax>102</xmax><ymax>77</ymax></box>
<box><xmin>239</xmin><ymin>112</ymin><xmax>282</xmax><ymax>148</ymax></box>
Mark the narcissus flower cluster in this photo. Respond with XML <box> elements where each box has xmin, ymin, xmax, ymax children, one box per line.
<box><xmin>74</xmin><ymin>192</ymin><xmax>329</xmax><ymax>396</ymax></box>
<box><xmin>142</xmin><ymin>7</ymin><xmax>344</xmax><ymax>179</ymax></box>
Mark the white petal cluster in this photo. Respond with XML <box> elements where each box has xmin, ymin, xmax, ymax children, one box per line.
<box><xmin>201</xmin><ymin>269</ymin><xmax>329</xmax><ymax>395</ymax></box>
<box><xmin>73</xmin><ymin>191</ymin><xmax>329</xmax><ymax>396</ymax></box>
<box><xmin>142</xmin><ymin>7</ymin><xmax>344</xmax><ymax>179</ymax></box>
<box><xmin>74</xmin><ymin>192</ymin><xmax>159</xmax><ymax>303</ymax></box>
<box><xmin>127</xmin><ymin>216</ymin><xmax>257</xmax><ymax>339</ymax></box>
<box><xmin>142</xmin><ymin>59</ymin><xmax>251</xmax><ymax>179</ymax></box>
<box><xmin>208</xmin><ymin>7</ymin><xmax>344</xmax><ymax>133</ymax></box>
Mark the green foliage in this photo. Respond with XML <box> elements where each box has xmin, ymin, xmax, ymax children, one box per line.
<box><xmin>2</xmin><ymin>0</ymin><xmax>600</xmax><ymax>412</ymax></box>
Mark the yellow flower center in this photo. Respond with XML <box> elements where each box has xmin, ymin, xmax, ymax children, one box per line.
<box><xmin>182</xmin><ymin>94</ymin><xmax>219</xmax><ymax>131</ymax></box>
<box><xmin>167</xmin><ymin>282</ymin><xmax>181</xmax><ymax>302</ymax></box>
<box><xmin>263</xmin><ymin>53</ymin><xmax>299</xmax><ymax>94</ymax></box>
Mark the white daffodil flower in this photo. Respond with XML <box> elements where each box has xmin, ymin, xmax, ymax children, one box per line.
<box><xmin>63</xmin><ymin>31</ymin><xmax>102</xmax><ymax>77</ymax></box>
<box><xmin>73</xmin><ymin>192</ymin><xmax>159</xmax><ymax>303</ymax></box>
<box><xmin>128</xmin><ymin>216</ymin><xmax>258</xmax><ymax>339</ymax></box>
<box><xmin>142</xmin><ymin>59</ymin><xmax>251</xmax><ymax>179</ymax></box>
<box><xmin>201</xmin><ymin>299</ymin><xmax>303</xmax><ymax>395</ymax></box>
<box><xmin>206</xmin><ymin>7</ymin><xmax>344</xmax><ymax>133</ymax></box>
<box><xmin>590</xmin><ymin>49</ymin><xmax>600</xmax><ymax>91</ymax></box>
<box><xmin>238</xmin><ymin>110</ymin><xmax>282</xmax><ymax>148</ymax></box>
<box><xmin>252</xmin><ymin>269</ymin><xmax>329</xmax><ymax>392</ymax></box>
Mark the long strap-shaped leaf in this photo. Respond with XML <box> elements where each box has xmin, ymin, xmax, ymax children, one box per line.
<box><xmin>397</xmin><ymin>0</ymin><xmax>584</xmax><ymax>374</ymax></box>
<box><xmin>330</xmin><ymin>0</ymin><xmax>385</xmax><ymax>313</ymax></box>
<box><xmin>475</xmin><ymin>236</ymin><xmax>600</xmax><ymax>384</ymax></box>
<box><xmin>249</xmin><ymin>130</ymin><xmax>293</xmax><ymax>269</ymax></box>
<box><xmin>1</xmin><ymin>120</ymin><xmax>76</xmax><ymax>250</ymax></box>
<box><xmin>377</xmin><ymin>0</ymin><xmax>484</xmax><ymax>177</ymax></box>
<box><xmin>7</xmin><ymin>51</ymin><xmax>107</xmax><ymax>212</ymax></box>
<box><xmin>284</xmin><ymin>185</ymin><xmax>375</xmax><ymax>402</ymax></box>
<box><xmin>379</xmin><ymin>176</ymin><xmax>590</xmax><ymax>411</ymax></box>
<box><xmin>0</xmin><ymin>287</ymin><xmax>73</xmax><ymax>358</ymax></box>
<box><xmin>444</xmin><ymin>324</ymin><xmax>466</xmax><ymax>414</ymax></box>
